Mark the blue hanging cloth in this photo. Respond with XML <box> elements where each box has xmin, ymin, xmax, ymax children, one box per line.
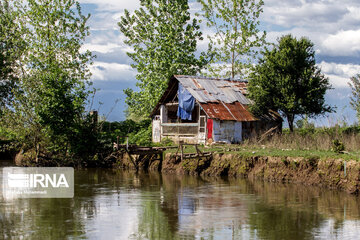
<box><xmin>177</xmin><ymin>82</ymin><xmax>195</xmax><ymax>120</ymax></box>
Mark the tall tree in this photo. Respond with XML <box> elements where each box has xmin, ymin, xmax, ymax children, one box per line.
<box><xmin>0</xmin><ymin>1</ymin><xmax>24</xmax><ymax>111</ymax></box>
<box><xmin>1</xmin><ymin>0</ymin><xmax>93</xmax><ymax>157</ymax></box>
<box><xmin>23</xmin><ymin>0</ymin><xmax>92</xmax><ymax>143</ymax></box>
<box><xmin>118</xmin><ymin>0</ymin><xmax>208</xmax><ymax>118</ymax></box>
<box><xmin>198</xmin><ymin>0</ymin><xmax>266</xmax><ymax>78</ymax></box>
<box><xmin>348</xmin><ymin>74</ymin><xmax>360</xmax><ymax>123</ymax></box>
<box><xmin>248</xmin><ymin>34</ymin><xmax>332</xmax><ymax>132</ymax></box>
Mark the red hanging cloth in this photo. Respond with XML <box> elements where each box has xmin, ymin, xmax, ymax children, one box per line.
<box><xmin>207</xmin><ymin>119</ymin><xmax>213</xmax><ymax>139</ymax></box>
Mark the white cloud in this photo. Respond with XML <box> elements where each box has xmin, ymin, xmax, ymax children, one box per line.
<box><xmin>324</xmin><ymin>74</ymin><xmax>349</xmax><ymax>89</ymax></box>
<box><xmin>340</xmin><ymin>6</ymin><xmax>360</xmax><ymax>29</ymax></box>
<box><xmin>79</xmin><ymin>0</ymin><xmax>140</xmax><ymax>11</ymax></box>
<box><xmin>319</xmin><ymin>62</ymin><xmax>360</xmax><ymax>79</ymax></box>
<box><xmin>262</xmin><ymin>0</ymin><xmax>360</xmax><ymax>53</ymax></box>
<box><xmin>266</xmin><ymin>28</ymin><xmax>323</xmax><ymax>43</ymax></box>
<box><xmin>318</xmin><ymin>61</ymin><xmax>360</xmax><ymax>88</ymax></box>
<box><xmin>266</xmin><ymin>27</ymin><xmax>360</xmax><ymax>60</ymax></box>
<box><xmin>87</xmin><ymin>12</ymin><xmax>120</xmax><ymax>31</ymax></box>
<box><xmin>81</xmin><ymin>30</ymin><xmax>133</xmax><ymax>64</ymax></box>
<box><xmin>321</xmin><ymin>30</ymin><xmax>360</xmax><ymax>57</ymax></box>
<box><xmin>90</xmin><ymin>62</ymin><xmax>136</xmax><ymax>82</ymax></box>
<box><xmin>188</xmin><ymin>1</ymin><xmax>203</xmax><ymax>14</ymax></box>
<box><xmin>81</xmin><ymin>43</ymin><xmax>121</xmax><ymax>54</ymax></box>
<box><xmin>263</xmin><ymin>0</ymin><xmax>347</xmax><ymax>29</ymax></box>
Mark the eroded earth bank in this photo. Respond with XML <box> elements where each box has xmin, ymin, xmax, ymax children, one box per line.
<box><xmin>116</xmin><ymin>152</ymin><xmax>360</xmax><ymax>194</ymax></box>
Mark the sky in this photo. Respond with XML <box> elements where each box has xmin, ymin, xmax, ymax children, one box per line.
<box><xmin>78</xmin><ymin>0</ymin><xmax>360</xmax><ymax>126</ymax></box>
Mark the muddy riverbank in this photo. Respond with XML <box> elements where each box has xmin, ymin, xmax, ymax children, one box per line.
<box><xmin>116</xmin><ymin>152</ymin><xmax>360</xmax><ymax>194</ymax></box>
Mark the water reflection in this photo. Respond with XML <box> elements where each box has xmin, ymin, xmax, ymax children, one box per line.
<box><xmin>0</xmin><ymin>168</ymin><xmax>360</xmax><ymax>239</ymax></box>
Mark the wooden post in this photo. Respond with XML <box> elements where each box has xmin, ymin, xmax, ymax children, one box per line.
<box><xmin>195</xmin><ymin>144</ymin><xmax>203</xmax><ymax>170</ymax></box>
<box><xmin>180</xmin><ymin>143</ymin><xmax>184</xmax><ymax>162</ymax></box>
<box><xmin>174</xmin><ymin>145</ymin><xmax>180</xmax><ymax>163</ymax></box>
<box><xmin>125</xmin><ymin>148</ymin><xmax>138</xmax><ymax>172</ymax></box>
<box><xmin>195</xmin><ymin>144</ymin><xmax>200</xmax><ymax>170</ymax></box>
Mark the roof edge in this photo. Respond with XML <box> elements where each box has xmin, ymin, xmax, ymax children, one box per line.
<box><xmin>174</xmin><ymin>75</ymin><xmax>248</xmax><ymax>82</ymax></box>
<box><xmin>149</xmin><ymin>75</ymin><xmax>178</xmax><ymax>118</ymax></box>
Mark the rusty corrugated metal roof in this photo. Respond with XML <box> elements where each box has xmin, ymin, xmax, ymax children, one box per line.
<box><xmin>150</xmin><ymin>75</ymin><xmax>281</xmax><ymax>122</ymax></box>
<box><xmin>175</xmin><ymin>75</ymin><xmax>250</xmax><ymax>104</ymax></box>
<box><xmin>199</xmin><ymin>102</ymin><xmax>258</xmax><ymax>121</ymax></box>
<box><xmin>174</xmin><ymin>75</ymin><xmax>263</xmax><ymax>121</ymax></box>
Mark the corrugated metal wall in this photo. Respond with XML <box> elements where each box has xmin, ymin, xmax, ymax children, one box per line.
<box><xmin>212</xmin><ymin>120</ymin><xmax>242</xmax><ymax>143</ymax></box>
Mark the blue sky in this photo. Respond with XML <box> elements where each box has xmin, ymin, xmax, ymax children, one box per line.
<box><xmin>78</xmin><ymin>0</ymin><xmax>360</xmax><ymax>125</ymax></box>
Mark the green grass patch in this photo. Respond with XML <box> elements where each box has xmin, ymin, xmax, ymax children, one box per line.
<box><xmin>164</xmin><ymin>145</ymin><xmax>360</xmax><ymax>161</ymax></box>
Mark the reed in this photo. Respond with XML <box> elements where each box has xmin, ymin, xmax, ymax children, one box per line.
<box><xmin>243</xmin><ymin>126</ymin><xmax>360</xmax><ymax>152</ymax></box>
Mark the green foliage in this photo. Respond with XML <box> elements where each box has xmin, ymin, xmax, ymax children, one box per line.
<box><xmin>102</xmin><ymin>118</ymin><xmax>175</xmax><ymax>147</ymax></box>
<box><xmin>0</xmin><ymin>0</ymin><xmax>95</xmax><ymax>163</ymax></box>
<box><xmin>295</xmin><ymin>116</ymin><xmax>315</xmax><ymax>130</ymax></box>
<box><xmin>348</xmin><ymin>74</ymin><xmax>360</xmax><ymax>123</ymax></box>
<box><xmin>100</xmin><ymin>119</ymin><xmax>152</xmax><ymax>146</ymax></box>
<box><xmin>118</xmin><ymin>0</ymin><xmax>208</xmax><ymax>118</ymax></box>
<box><xmin>331</xmin><ymin>139</ymin><xmax>345</xmax><ymax>153</ymax></box>
<box><xmin>248</xmin><ymin>34</ymin><xmax>332</xmax><ymax>131</ymax></box>
<box><xmin>198</xmin><ymin>0</ymin><xmax>266</xmax><ymax>78</ymax></box>
<box><xmin>160</xmin><ymin>137</ymin><xmax>174</xmax><ymax>146</ymax></box>
<box><xmin>128</xmin><ymin>124</ymin><xmax>152</xmax><ymax>146</ymax></box>
<box><xmin>0</xmin><ymin>1</ymin><xmax>24</xmax><ymax>111</ymax></box>
<box><xmin>101</xmin><ymin>119</ymin><xmax>146</xmax><ymax>142</ymax></box>
<box><xmin>283</xmin><ymin>125</ymin><xmax>360</xmax><ymax>137</ymax></box>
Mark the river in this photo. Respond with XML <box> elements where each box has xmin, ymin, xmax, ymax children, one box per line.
<box><xmin>1</xmin><ymin>161</ymin><xmax>360</xmax><ymax>239</ymax></box>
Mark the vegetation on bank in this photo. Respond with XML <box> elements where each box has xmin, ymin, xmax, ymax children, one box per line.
<box><xmin>92</xmin><ymin>118</ymin><xmax>360</xmax><ymax>162</ymax></box>
<box><xmin>1</xmin><ymin>0</ymin><xmax>360</xmax><ymax>167</ymax></box>
<box><xmin>162</xmin><ymin>125</ymin><xmax>360</xmax><ymax>161</ymax></box>
<box><xmin>0</xmin><ymin>0</ymin><xmax>99</xmax><ymax>166</ymax></box>
<box><xmin>165</xmin><ymin>146</ymin><xmax>360</xmax><ymax>162</ymax></box>
<box><xmin>2</xmin><ymin>114</ymin><xmax>360</xmax><ymax>165</ymax></box>
<box><xmin>100</xmin><ymin>119</ymin><xmax>152</xmax><ymax>147</ymax></box>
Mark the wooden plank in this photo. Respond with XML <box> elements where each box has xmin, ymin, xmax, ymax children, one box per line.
<box><xmin>162</xmin><ymin>133</ymin><xmax>198</xmax><ymax>136</ymax></box>
<box><xmin>176</xmin><ymin>151</ymin><xmax>212</xmax><ymax>159</ymax></box>
<box><xmin>161</xmin><ymin>123</ymin><xmax>199</xmax><ymax>127</ymax></box>
<box><xmin>130</xmin><ymin>150</ymin><xmax>163</xmax><ymax>155</ymax></box>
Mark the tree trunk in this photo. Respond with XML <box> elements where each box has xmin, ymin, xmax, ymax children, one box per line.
<box><xmin>231</xmin><ymin>13</ymin><xmax>238</xmax><ymax>79</ymax></box>
<box><xmin>286</xmin><ymin>113</ymin><xmax>295</xmax><ymax>132</ymax></box>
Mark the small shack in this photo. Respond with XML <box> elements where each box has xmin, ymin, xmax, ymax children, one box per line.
<box><xmin>150</xmin><ymin>75</ymin><xmax>282</xmax><ymax>144</ymax></box>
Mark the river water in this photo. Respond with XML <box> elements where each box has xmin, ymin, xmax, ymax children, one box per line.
<box><xmin>1</xmin><ymin>163</ymin><xmax>360</xmax><ymax>239</ymax></box>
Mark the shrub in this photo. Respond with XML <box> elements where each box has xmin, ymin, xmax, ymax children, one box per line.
<box><xmin>331</xmin><ymin>139</ymin><xmax>345</xmax><ymax>153</ymax></box>
<box><xmin>100</xmin><ymin>119</ymin><xmax>153</xmax><ymax>146</ymax></box>
<box><xmin>160</xmin><ymin>137</ymin><xmax>174</xmax><ymax>146</ymax></box>
<box><xmin>128</xmin><ymin>124</ymin><xmax>152</xmax><ymax>146</ymax></box>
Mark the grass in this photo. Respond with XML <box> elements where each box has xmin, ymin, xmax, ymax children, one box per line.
<box><xmin>165</xmin><ymin>145</ymin><xmax>360</xmax><ymax>161</ymax></box>
<box><xmin>229</xmin><ymin>147</ymin><xmax>360</xmax><ymax>161</ymax></box>
<box><xmin>163</xmin><ymin>126</ymin><xmax>360</xmax><ymax>161</ymax></box>
<box><xmin>244</xmin><ymin>131</ymin><xmax>360</xmax><ymax>152</ymax></box>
